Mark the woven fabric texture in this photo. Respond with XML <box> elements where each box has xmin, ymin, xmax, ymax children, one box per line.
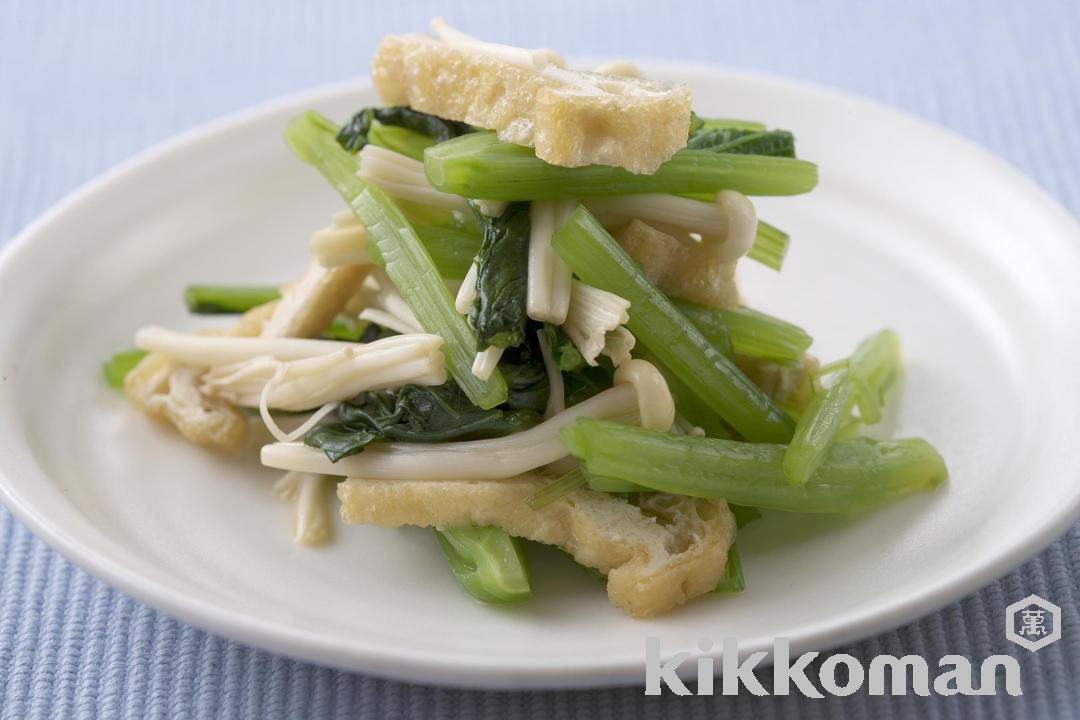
<box><xmin>1</xmin><ymin>1</ymin><xmax>1079</xmax><ymax>717</ymax></box>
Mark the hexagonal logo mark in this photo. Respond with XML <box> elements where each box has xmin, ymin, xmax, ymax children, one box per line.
<box><xmin>1005</xmin><ymin>594</ymin><xmax>1061</xmax><ymax>652</ymax></box>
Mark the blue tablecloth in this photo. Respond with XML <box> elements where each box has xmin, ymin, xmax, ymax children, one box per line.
<box><xmin>2</xmin><ymin>1</ymin><xmax>1079</xmax><ymax>716</ymax></box>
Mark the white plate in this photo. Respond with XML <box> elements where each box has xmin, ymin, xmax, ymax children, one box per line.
<box><xmin>2</xmin><ymin>63</ymin><xmax>1080</xmax><ymax>690</ymax></box>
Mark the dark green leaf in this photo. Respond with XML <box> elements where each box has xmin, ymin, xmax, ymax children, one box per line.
<box><xmin>336</xmin><ymin>108</ymin><xmax>376</xmax><ymax>153</ymax></box>
<box><xmin>381</xmin><ymin>384</ymin><xmax>539</xmax><ymax>441</ymax></box>
<box><xmin>469</xmin><ymin>202</ymin><xmax>531</xmax><ymax>350</ymax></box>
<box><xmin>334</xmin><ymin>389</ymin><xmax>400</xmax><ymax>429</ymax></box>
<box><xmin>498</xmin><ymin>327</ymin><xmax>550</xmax><ymax>414</ymax></box>
<box><xmin>371</xmin><ymin>107</ymin><xmax>473</xmax><ymax>143</ymax></box>
<box><xmin>304</xmin><ymin>383</ymin><xmax>541</xmax><ymax>462</ymax></box>
<box><xmin>359</xmin><ymin>322</ymin><xmax>399</xmax><ymax>343</ymax></box>
<box><xmin>336</xmin><ymin>106</ymin><xmax>473</xmax><ymax>155</ymax></box>
<box><xmin>687</xmin><ymin>128</ymin><xmax>796</xmax><ymax>158</ymax></box>
<box><xmin>303</xmin><ymin>423</ymin><xmax>384</xmax><ymax>462</ymax></box>
<box><xmin>563</xmin><ymin>362</ymin><xmax>615</xmax><ymax>407</ymax></box>
<box><xmin>540</xmin><ymin>322</ymin><xmax>613</xmax><ymax>407</ymax></box>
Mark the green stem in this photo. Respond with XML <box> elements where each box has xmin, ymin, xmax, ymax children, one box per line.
<box><xmin>526</xmin><ymin>467</ymin><xmax>586</xmax><ymax>509</ymax></box>
<box><xmin>562</xmin><ymin>418</ymin><xmax>947</xmax><ymax>513</ymax></box>
<box><xmin>285</xmin><ymin>111</ymin><xmax>507</xmax><ymax>409</ymax></box>
<box><xmin>712</xmin><ymin>545</ymin><xmax>745</xmax><ymax>593</ymax></box>
<box><xmin>552</xmin><ymin>206</ymin><xmax>794</xmax><ymax>443</ymax></box>
<box><xmin>412</xmin><ymin>222</ymin><xmax>482</xmax><ymax>280</ymax></box>
<box><xmin>670</xmin><ymin>300</ymin><xmax>734</xmax><ymax>358</ymax></box>
<box><xmin>368</xmin><ymin>123</ymin><xmax>436</xmax><ymax>161</ymax></box>
<box><xmin>699</xmin><ymin>117</ymin><xmax>767</xmax><ymax>131</ymax></box>
<box><xmin>183</xmin><ymin>285</ymin><xmax>281</xmax><ymax>314</ymax></box>
<box><xmin>747</xmin><ymin>220</ymin><xmax>790</xmax><ymax>271</ymax></box>
<box><xmin>716</xmin><ymin>306</ymin><xmax>813</xmax><ymax>364</ymax></box>
<box><xmin>434</xmin><ymin>526</ymin><xmax>532</xmax><ymax>603</ymax></box>
<box><xmin>782</xmin><ymin>329</ymin><xmax>900</xmax><ymax>484</ymax></box>
<box><xmin>424</xmin><ymin>132</ymin><xmax>818</xmax><ymax>201</ymax></box>
<box><xmin>849</xmin><ymin>329</ymin><xmax>901</xmax><ymax>424</ymax></box>
<box><xmin>102</xmin><ymin>348</ymin><xmax>148</xmax><ymax>388</ymax></box>
<box><xmin>782</xmin><ymin>370</ymin><xmax>857</xmax><ymax>485</ymax></box>
<box><xmin>582</xmin><ymin>466</ymin><xmax>648</xmax><ymax>493</ymax></box>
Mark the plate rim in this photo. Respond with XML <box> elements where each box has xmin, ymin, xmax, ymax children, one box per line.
<box><xmin>1</xmin><ymin>61</ymin><xmax>1079</xmax><ymax>689</ymax></box>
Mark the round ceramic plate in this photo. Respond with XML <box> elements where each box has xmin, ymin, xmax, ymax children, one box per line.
<box><xmin>1</xmin><ymin>63</ymin><xmax>1079</xmax><ymax>690</ymax></box>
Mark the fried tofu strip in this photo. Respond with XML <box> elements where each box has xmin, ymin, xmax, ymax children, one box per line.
<box><xmin>372</xmin><ymin>32</ymin><xmax>693</xmax><ymax>174</ymax></box>
<box><xmin>126</xmin><ymin>249</ymin><xmax>369</xmax><ymax>451</ymax></box>
<box><xmin>338</xmin><ymin>475</ymin><xmax>736</xmax><ymax>618</ymax></box>
<box><xmin>124</xmin><ymin>353</ymin><xmax>249</xmax><ymax>453</ymax></box>
<box><xmin>123</xmin><ymin>303</ymin><xmax>277</xmax><ymax>453</ymax></box>
<box><xmin>616</xmin><ymin>219</ymin><xmax>741</xmax><ymax>309</ymax></box>
<box><xmin>262</xmin><ymin>258</ymin><xmax>370</xmax><ymax>338</ymax></box>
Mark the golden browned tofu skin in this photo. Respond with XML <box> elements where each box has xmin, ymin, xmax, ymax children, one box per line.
<box><xmin>616</xmin><ymin>219</ymin><xmax>741</xmax><ymax>309</ymax></box>
<box><xmin>123</xmin><ymin>251</ymin><xmax>369</xmax><ymax>453</ymax></box>
<box><xmin>338</xmin><ymin>474</ymin><xmax>736</xmax><ymax>618</ymax></box>
<box><xmin>124</xmin><ymin>352</ymin><xmax>249</xmax><ymax>453</ymax></box>
<box><xmin>372</xmin><ymin>34</ymin><xmax>693</xmax><ymax>174</ymax></box>
<box><xmin>262</xmin><ymin>259</ymin><xmax>370</xmax><ymax>339</ymax></box>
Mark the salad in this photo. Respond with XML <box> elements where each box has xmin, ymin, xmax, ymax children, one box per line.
<box><xmin>103</xmin><ymin>20</ymin><xmax>947</xmax><ymax>619</ymax></box>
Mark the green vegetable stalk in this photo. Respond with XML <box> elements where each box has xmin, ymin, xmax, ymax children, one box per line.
<box><xmin>526</xmin><ymin>467</ymin><xmax>587</xmax><ymax>509</ymax></box>
<box><xmin>696</xmin><ymin>116</ymin><xmax>767</xmax><ymax>132</ymax></box>
<box><xmin>102</xmin><ymin>348</ymin><xmax>148</xmax><ymax>388</ymax></box>
<box><xmin>562</xmin><ymin>419</ymin><xmax>947</xmax><ymax>513</ymax></box>
<box><xmin>434</xmin><ymin>526</ymin><xmax>532</xmax><ymax>604</ymax></box>
<box><xmin>782</xmin><ymin>329</ymin><xmax>901</xmax><ymax>484</ymax></box>
<box><xmin>424</xmin><ymin>132</ymin><xmax>818</xmax><ymax>201</ymax></box>
<box><xmin>285</xmin><ymin>110</ymin><xmax>507</xmax><ymax>409</ymax></box>
<box><xmin>712</xmin><ymin>546</ymin><xmax>745</xmax><ymax>594</ymax></box>
<box><xmin>782</xmin><ymin>373</ymin><xmax>856</xmax><ymax>486</ymax></box>
<box><xmin>747</xmin><ymin>220</ymin><xmax>790</xmax><ymax>271</ymax></box>
<box><xmin>848</xmin><ymin>329</ymin><xmax>901</xmax><ymax>424</ymax></box>
<box><xmin>669</xmin><ymin>300</ymin><xmax>734</xmax><ymax>358</ymax></box>
<box><xmin>413</xmin><ymin>222</ymin><xmax>482</xmax><ymax>280</ymax></box>
<box><xmin>552</xmin><ymin>206</ymin><xmax>795</xmax><ymax>443</ymax></box>
<box><xmin>687</xmin><ymin>128</ymin><xmax>796</xmax><ymax>157</ymax></box>
<box><xmin>183</xmin><ymin>285</ymin><xmax>281</xmax><ymax>314</ymax></box>
<box><xmin>582</xmin><ymin>467</ymin><xmax>647</xmax><ymax>493</ymax></box>
<box><xmin>672</xmin><ymin>300</ymin><xmax>813</xmax><ymax>366</ymax></box>
<box><xmin>718</xmin><ymin>306</ymin><xmax>813</xmax><ymax>364</ymax></box>
<box><xmin>368</xmin><ymin>124</ymin><xmax>437</xmax><ymax>161</ymax></box>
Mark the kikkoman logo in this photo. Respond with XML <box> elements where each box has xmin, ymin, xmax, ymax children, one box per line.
<box><xmin>644</xmin><ymin>638</ymin><xmax>1023</xmax><ymax>697</ymax></box>
<box><xmin>643</xmin><ymin>595</ymin><xmax>1067</xmax><ymax>695</ymax></box>
<box><xmin>645</xmin><ymin>594</ymin><xmax>1060</xmax><ymax>696</ymax></box>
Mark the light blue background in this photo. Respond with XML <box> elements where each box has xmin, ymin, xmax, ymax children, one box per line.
<box><xmin>2</xmin><ymin>1</ymin><xmax>1079</xmax><ymax>717</ymax></box>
